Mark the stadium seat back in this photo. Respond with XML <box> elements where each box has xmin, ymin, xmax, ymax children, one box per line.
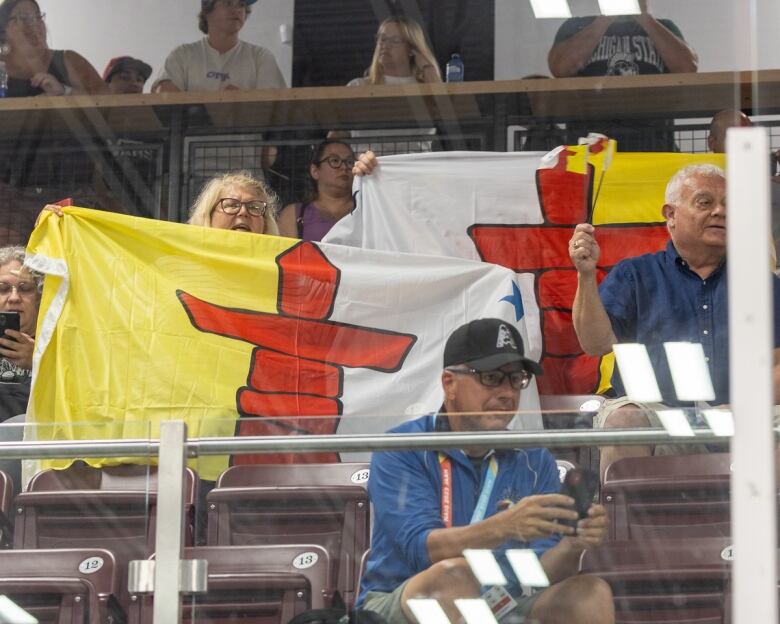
<box><xmin>129</xmin><ymin>544</ymin><xmax>332</xmax><ymax>623</ymax></box>
<box><xmin>14</xmin><ymin>464</ymin><xmax>197</xmax><ymax>612</ymax></box>
<box><xmin>0</xmin><ymin>547</ymin><xmax>124</xmax><ymax>624</ymax></box>
<box><xmin>602</xmin><ymin>454</ymin><xmax>733</xmax><ymax>540</ymax></box>
<box><xmin>208</xmin><ymin>463</ymin><xmax>370</xmax><ymax>606</ymax></box>
<box><xmin>580</xmin><ymin>537</ymin><xmax>732</xmax><ymax>624</ymax></box>
<box><xmin>0</xmin><ymin>469</ymin><xmax>13</xmax><ymax>547</ymax></box>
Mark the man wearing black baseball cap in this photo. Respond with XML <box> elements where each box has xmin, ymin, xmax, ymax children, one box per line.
<box><xmin>103</xmin><ymin>56</ymin><xmax>152</xmax><ymax>94</ymax></box>
<box><xmin>358</xmin><ymin>318</ymin><xmax>612</xmax><ymax>624</ymax></box>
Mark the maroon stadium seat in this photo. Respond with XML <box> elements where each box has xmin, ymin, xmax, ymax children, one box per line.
<box><xmin>0</xmin><ymin>548</ymin><xmax>124</xmax><ymax>624</ymax></box>
<box><xmin>207</xmin><ymin>463</ymin><xmax>370</xmax><ymax>605</ymax></box>
<box><xmin>128</xmin><ymin>544</ymin><xmax>332</xmax><ymax>623</ymax></box>
<box><xmin>580</xmin><ymin>537</ymin><xmax>732</xmax><ymax>624</ymax></box>
<box><xmin>602</xmin><ymin>454</ymin><xmax>733</xmax><ymax>540</ymax></box>
<box><xmin>14</xmin><ymin>463</ymin><xmax>197</xmax><ymax>610</ymax></box>
<box><xmin>0</xmin><ymin>469</ymin><xmax>13</xmax><ymax>547</ymax></box>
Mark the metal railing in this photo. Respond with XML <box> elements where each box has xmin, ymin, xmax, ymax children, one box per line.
<box><xmin>0</xmin><ymin>421</ymin><xmax>739</xmax><ymax>621</ymax></box>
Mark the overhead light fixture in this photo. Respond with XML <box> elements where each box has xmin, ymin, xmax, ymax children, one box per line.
<box><xmin>529</xmin><ymin>0</ymin><xmax>572</xmax><ymax>19</ymax></box>
<box><xmin>463</xmin><ymin>549</ymin><xmax>508</xmax><ymax>587</ymax></box>
<box><xmin>455</xmin><ymin>599</ymin><xmax>500</xmax><ymax>624</ymax></box>
<box><xmin>597</xmin><ymin>0</ymin><xmax>641</xmax><ymax>15</ymax></box>
<box><xmin>506</xmin><ymin>549</ymin><xmax>550</xmax><ymax>588</ymax></box>
<box><xmin>664</xmin><ymin>342</ymin><xmax>716</xmax><ymax>402</ymax></box>
<box><xmin>613</xmin><ymin>343</ymin><xmax>662</xmax><ymax>403</ymax></box>
<box><xmin>406</xmin><ymin>599</ymin><xmax>451</xmax><ymax>624</ymax></box>
<box><xmin>656</xmin><ymin>409</ymin><xmax>695</xmax><ymax>437</ymax></box>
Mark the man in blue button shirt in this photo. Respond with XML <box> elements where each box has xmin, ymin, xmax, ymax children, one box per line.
<box><xmin>359</xmin><ymin>318</ymin><xmax>612</xmax><ymax>624</ymax></box>
<box><xmin>570</xmin><ymin>164</ymin><xmax>780</xmax><ymax>479</ymax></box>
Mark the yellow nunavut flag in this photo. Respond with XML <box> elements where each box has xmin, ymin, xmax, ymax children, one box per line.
<box><xmin>27</xmin><ymin>207</ymin><xmax>297</xmax><ymax>478</ymax></box>
<box><xmin>29</xmin><ymin>207</ymin><xmax>520</xmax><ymax>479</ymax></box>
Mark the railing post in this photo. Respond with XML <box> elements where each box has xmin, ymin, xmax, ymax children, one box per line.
<box><xmin>728</xmin><ymin>126</ymin><xmax>777</xmax><ymax>624</ymax></box>
<box><xmin>153</xmin><ymin>420</ymin><xmax>188</xmax><ymax>624</ymax></box>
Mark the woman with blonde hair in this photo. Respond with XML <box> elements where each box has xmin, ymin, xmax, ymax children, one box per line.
<box><xmin>188</xmin><ymin>170</ymin><xmax>280</xmax><ymax>236</ymax></box>
<box><xmin>343</xmin><ymin>16</ymin><xmax>441</xmax><ymax>155</ymax></box>
<box><xmin>357</xmin><ymin>16</ymin><xmax>441</xmax><ymax>86</ymax></box>
<box><xmin>40</xmin><ymin>171</ymin><xmax>280</xmax><ymax>236</ymax></box>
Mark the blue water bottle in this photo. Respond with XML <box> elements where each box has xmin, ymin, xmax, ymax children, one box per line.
<box><xmin>445</xmin><ymin>53</ymin><xmax>464</xmax><ymax>83</ymax></box>
<box><xmin>0</xmin><ymin>61</ymin><xmax>7</xmax><ymax>98</ymax></box>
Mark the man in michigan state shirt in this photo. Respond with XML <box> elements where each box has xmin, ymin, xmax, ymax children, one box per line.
<box><xmin>357</xmin><ymin>318</ymin><xmax>612</xmax><ymax>624</ymax></box>
<box><xmin>548</xmin><ymin>0</ymin><xmax>698</xmax><ymax>151</ymax></box>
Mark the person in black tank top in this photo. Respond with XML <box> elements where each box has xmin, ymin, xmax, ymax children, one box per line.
<box><xmin>0</xmin><ymin>0</ymin><xmax>107</xmax><ymax>97</ymax></box>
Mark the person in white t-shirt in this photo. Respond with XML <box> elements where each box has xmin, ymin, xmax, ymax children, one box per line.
<box><xmin>152</xmin><ymin>0</ymin><xmax>285</xmax><ymax>93</ymax></box>
<box><xmin>153</xmin><ymin>0</ymin><xmax>286</xmax><ymax>173</ymax></box>
<box><xmin>339</xmin><ymin>17</ymin><xmax>442</xmax><ymax>156</ymax></box>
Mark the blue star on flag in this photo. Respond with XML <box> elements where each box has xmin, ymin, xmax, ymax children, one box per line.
<box><xmin>500</xmin><ymin>281</ymin><xmax>524</xmax><ymax>321</ymax></box>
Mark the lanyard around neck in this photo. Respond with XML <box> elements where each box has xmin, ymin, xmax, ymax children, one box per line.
<box><xmin>439</xmin><ymin>452</ymin><xmax>499</xmax><ymax>528</ymax></box>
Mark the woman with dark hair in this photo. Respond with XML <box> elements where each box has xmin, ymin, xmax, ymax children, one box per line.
<box><xmin>278</xmin><ymin>142</ymin><xmax>376</xmax><ymax>242</ymax></box>
<box><xmin>0</xmin><ymin>0</ymin><xmax>107</xmax><ymax>96</ymax></box>
<box><xmin>153</xmin><ymin>0</ymin><xmax>285</xmax><ymax>93</ymax></box>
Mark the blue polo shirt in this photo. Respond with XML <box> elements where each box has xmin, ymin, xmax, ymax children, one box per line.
<box><xmin>600</xmin><ymin>241</ymin><xmax>780</xmax><ymax>406</ymax></box>
<box><xmin>357</xmin><ymin>413</ymin><xmax>561</xmax><ymax>604</ymax></box>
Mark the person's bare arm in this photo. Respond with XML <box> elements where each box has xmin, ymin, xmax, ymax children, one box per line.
<box><xmin>154</xmin><ymin>80</ymin><xmax>181</xmax><ymax>93</ymax></box>
<box><xmin>62</xmin><ymin>51</ymin><xmax>110</xmax><ymax>95</ymax></box>
<box><xmin>548</xmin><ymin>17</ymin><xmax>615</xmax><ymax>77</ymax></box>
<box><xmin>634</xmin><ymin>1</ymin><xmax>697</xmax><ymax>73</ymax></box>
<box><xmin>540</xmin><ymin>504</ymin><xmax>608</xmax><ymax>584</ymax></box>
<box><xmin>277</xmin><ymin>204</ymin><xmax>300</xmax><ymax>239</ymax></box>
<box><xmin>570</xmin><ymin>224</ymin><xmax>617</xmax><ymax>355</ymax></box>
<box><xmin>426</xmin><ymin>493</ymin><xmax>577</xmax><ymax>563</ymax></box>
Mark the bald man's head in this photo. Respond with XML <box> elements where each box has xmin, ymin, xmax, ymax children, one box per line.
<box><xmin>708</xmin><ymin>109</ymin><xmax>753</xmax><ymax>153</ymax></box>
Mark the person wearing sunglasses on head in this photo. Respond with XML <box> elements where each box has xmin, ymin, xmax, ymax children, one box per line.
<box><xmin>0</xmin><ymin>0</ymin><xmax>108</xmax><ymax>97</ymax></box>
<box><xmin>278</xmin><ymin>141</ymin><xmax>377</xmax><ymax>242</ymax></box>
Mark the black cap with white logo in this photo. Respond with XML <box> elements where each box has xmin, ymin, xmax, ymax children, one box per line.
<box><xmin>443</xmin><ymin>318</ymin><xmax>543</xmax><ymax>376</ymax></box>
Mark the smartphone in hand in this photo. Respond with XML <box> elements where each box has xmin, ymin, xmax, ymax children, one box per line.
<box><xmin>558</xmin><ymin>467</ymin><xmax>599</xmax><ymax>532</ymax></box>
<box><xmin>0</xmin><ymin>312</ymin><xmax>20</xmax><ymax>338</ymax></box>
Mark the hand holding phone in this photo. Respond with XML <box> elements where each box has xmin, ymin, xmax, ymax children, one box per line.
<box><xmin>558</xmin><ymin>468</ymin><xmax>599</xmax><ymax>532</ymax></box>
<box><xmin>0</xmin><ymin>312</ymin><xmax>20</xmax><ymax>337</ymax></box>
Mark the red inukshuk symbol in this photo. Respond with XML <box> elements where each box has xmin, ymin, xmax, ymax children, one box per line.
<box><xmin>178</xmin><ymin>241</ymin><xmax>416</xmax><ymax>464</ymax></box>
<box><xmin>469</xmin><ymin>147</ymin><xmax>669</xmax><ymax>394</ymax></box>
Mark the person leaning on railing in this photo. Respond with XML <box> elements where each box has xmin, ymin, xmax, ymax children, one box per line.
<box><xmin>0</xmin><ymin>0</ymin><xmax>108</xmax><ymax>96</ymax></box>
<box><xmin>331</xmin><ymin>16</ymin><xmax>441</xmax><ymax>156</ymax></box>
<box><xmin>570</xmin><ymin>164</ymin><xmax>780</xmax><ymax>481</ymax></box>
<box><xmin>151</xmin><ymin>0</ymin><xmax>284</xmax><ymax>94</ymax></box>
<box><xmin>278</xmin><ymin>142</ymin><xmax>377</xmax><ymax>242</ymax></box>
<box><xmin>358</xmin><ymin>318</ymin><xmax>613</xmax><ymax>624</ymax></box>
<box><xmin>152</xmin><ymin>0</ymin><xmax>286</xmax><ymax>171</ymax></box>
